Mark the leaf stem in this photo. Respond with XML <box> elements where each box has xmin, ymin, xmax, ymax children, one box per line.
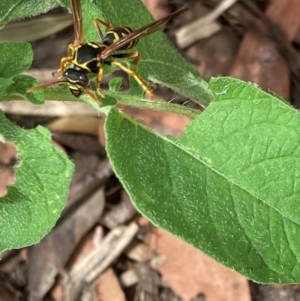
<box><xmin>105</xmin><ymin>92</ymin><xmax>201</xmax><ymax>119</ymax></box>
<box><xmin>3</xmin><ymin>89</ymin><xmax>202</xmax><ymax>119</ymax></box>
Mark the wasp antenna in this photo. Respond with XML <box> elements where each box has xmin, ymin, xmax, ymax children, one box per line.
<box><xmin>82</xmin><ymin>87</ymin><xmax>102</xmax><ymax>104</ymax></box>
<box><xmin>27</xmin><ymin>81</ymin><xmax>62</xmax><ymax>93</ymax></box>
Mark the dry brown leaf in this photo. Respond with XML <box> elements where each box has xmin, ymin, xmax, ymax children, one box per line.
<box><xmin>267</xmin><ymin>0</ymin><xmax>300</xmax><ymax>41</ymax></box>
<box><xmin>97</xmin><ymin>115</ymin><xmax>106</xmax><ymax>147</ymax></box>
<box><xmin>147</xmin><ymin>228</ymin><xmax>251</xmax><ymax>301</ymax></box>
<box><xmin>230</xmin><ymin>33</ymin><xmax>290</xmax><ymax>98</ymax></box>
<box><xmin>0</xmin><ymin>99</ymin><xmax>97</xmax><ymax>117</ymax></box>
<box><xmin>51</xmin><ymin>226</ymin><xmax>104</xmax><ymax>301</ymax></box>
<box><xmin>71</xmin><ymin>226</ymin><xmax>104</xmax><ymax>264</ymax></box>
<box><xmin>141</xmin><ymin>0</ymin><xmax>170</xmax><ymax>20</ymax></box>
<box><xmin>53</xmin><ymin>132</ymin><xmax>104</xmax><ymax>155</ymax></box>
<box><xmin>28</xmin><ymin>188</ymin><xmax>105</xmax><ymax>300</ymax></box>
<box><xmin>179</xmin><ymin>2</ymin><xmax>239</xmax><ymax>79</ymax></box>
<box><xmin>67</xmin><ymin>156</ymin><xmax>112</xmax><ymax>211</ymax></box>
<box><xmin>69</xmin><ymin>153</ymin><xmax>100</xmax><ymax>185</ymax></box>
<box><xmin>230</xmin><ymin>0</ymin><xmax>300</xmax><ymax>99</ymax></box>
<box><xmin>0</xmin><ymin>141</ymin><xmax>18</xmax><ymax>198</ymax></box>
<box><xmin>120</xmin><ymin>107</ymin><xmax>190</xmax><ymax>137</ymax></box>
<box><xmin>60</xmin><ymin>223</ymin><xmax>138</xmax><ymax>301</ymax></box>
<box><xmin>101</xmin><ymin>189</ymin><xmax>137</xmax><ymax>229</ymax></box>
<box><xmin>95</xmin><ymin>268</ymin><xmax>126</xmax><ymax>301</ymax></box>
<box><xmin>186</xmin><ymin>27</ymin><xmax>239</xmax><ymax>79</ymax></box>
<box><xmin>47</xmin><ymin>116</ymin><xmax>100</xmax><ymax>136</ymax></box>
<box><xmin>98</xmin><ymin>105</ymin><xmax>191</xmax><ymax>148</ymax></box>
<box><xmin>119</xmin><ymin>269</ymin><xmax>138</xmax><ymax>287</ymax></box>
<box><xmin>0</xmin><ymin>282</ymin><xmax>18</xmax><ymax>301</ymax></box>
<box><xmin>126</xmin><ymin>242</ymin><xmax>153</xmax><ymax>263</ymax></box>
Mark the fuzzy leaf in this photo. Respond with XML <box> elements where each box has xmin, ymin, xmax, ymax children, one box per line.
<box><xmin>105</xmin><ymin>78</ymin><xmax>300</xmax><ymax>283</ymax></box>
<box><xmin>0</xmin><ymin>112</ymin><xmax>74</xmax><ymax>251</ymax></box>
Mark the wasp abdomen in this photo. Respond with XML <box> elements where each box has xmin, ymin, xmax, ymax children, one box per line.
<box><xmin>103</xmin><ymin>26</ymin><xmax>138</xmax><ymax>49</ymax></box>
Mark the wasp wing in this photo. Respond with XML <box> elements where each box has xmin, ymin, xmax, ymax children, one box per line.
<box><xmin>100</xmin><ymin>6</ymin><xmax>190</xmax><ymax>60</ymax></box>
<box><xmin>70</xmin><ymin>0</ymin><xmax>84</xmax><ymax>45</ymax></box>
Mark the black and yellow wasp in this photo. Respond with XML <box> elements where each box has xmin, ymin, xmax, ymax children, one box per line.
<box><xmin>28</xmin><ymin>0</ymin><xmax>189</xmax><ymax>103</ymax></box>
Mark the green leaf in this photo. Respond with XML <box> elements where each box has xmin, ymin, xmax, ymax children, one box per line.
<box><xmin>105</xmin><ymin>78</ymin><xmax>300</xmax><ymax>283</ymax></box>
<box><xmin>6</xmin><ymin>74</ymin><xmax>44</xmax><ymax>104</ymax></box>
<box><xmin>0</xmin><ymin>42</ymin><xmax>39</xmax><ymax>103</ymax></box>
<box><xmin>0</xmin><ymin>42</ymin><xmax>33</xmax><ymax>79</ymax></box>
<box><xmin>0</xmin><ymin>112</ymin><xmax>74</xmax><ymax>251</ymax></box>
<box><xmin>0</xmin><ymin>78</ymin><xmax>13</xmax><ymax>99</ymax></box>
<box><xmin>57</xmin><ymin>0</ymin><xmax>213</xmax><ymax>107</ymax></box>
<box><xmin>0</xmin><ymin>0</ymin><xmax>58</xmax><ymax>25</ymax></box>
<box><xmin>108</xmin><ymin>77</ymin><xmax>123</xmax><ymax>92</ymax></box>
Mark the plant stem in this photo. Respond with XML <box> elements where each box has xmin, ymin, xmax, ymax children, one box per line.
<box><xmin>3</xmin><ymin>89</ymin><xmax>202</xmax><ymax>119</ymax></box>
<box><xmin>106</xmin><ymin>92</ymin><xmax>201</xmax><ymax>119</ymax></box>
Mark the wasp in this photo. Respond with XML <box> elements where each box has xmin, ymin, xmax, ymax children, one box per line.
<box><xmin>28</xmin><ymin>0</ymin><xmax>189</xmax><ymax>103</ymax></box>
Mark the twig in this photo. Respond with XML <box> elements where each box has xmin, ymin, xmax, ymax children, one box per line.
<box><xmin>176</xmin><ymin>0</ymin><xmax>239</xmax><ymax>48</ymax></box>
<box><xmin>62</xmin><ymin>222</ymin><xmax>139</xmax><ymax>301</ymax></box>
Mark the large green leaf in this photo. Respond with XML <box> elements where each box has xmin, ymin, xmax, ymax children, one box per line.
<box><xmin>6</xmin><ymin>74</ymin><xmax>44</xmax><ymax>104</ymax></box>
<box><xmin>0</xmin><ymin>41</ymin><xmax>44</xmax><ymax>103</ymax></box>
<box><xmin>0</xmin><ymin>78</ymin><xmax>13</xmax><ymax>99</ymax></box>
<box><xmin>0</xmin><ymin>112</ymin><xmax>74</xmax><ymax>251</ymax></box>
<box><xmin>0</xmin><ymin>0</ymin><xmax>58</xmax><ymax>26</ymax></box>
<box><xmin>105</xmin><ymin>77</ymin><xmax>300</xmax><ymax>283</ymax></box>
<box><xmin>0</xmin><ymin>42</ymin><xmax>32</xmax><ymax>79</ymax></box>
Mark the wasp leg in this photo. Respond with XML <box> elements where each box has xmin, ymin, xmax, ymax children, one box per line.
<box><xmin>81</xmin><ymin>86</ymin><xmax>102</xmax><ymax>104</ymax></box>
<box><xmin>112</xmin><ymin>52</ymin><xmax>140</xmax><ymax>70</ymax></box>
<box><xmin>112</xmin><ymin>52</ymin><xmax>156</xmax><ymax>87</ymax></box>
<box><xmin>95</xmin><ymin>67</ymin><xmax>105</xmax><ymax>98</ymax></box>
<box><xmin>112</xmin><ymin>52</ymin><xmax>155</xmax><ymax>89</ymax></box>
<box><xmin>93</xmin><ymin>18</ymin><xmax>113</xmax><ymax>40</ymax></box>
<box><xmin>52</xmin><ymin>44</ymin><xmax>77</xmax><ymax>77</ymax></box>
<box><xmin>108</xmin><ymin>59</ymin><xmax>157</xmax><ymax>101</ymax></box>
<box><xmin>51</xmin><ymin>57</ymin><xmax>73</xmax><ymax>78</ymax></box>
